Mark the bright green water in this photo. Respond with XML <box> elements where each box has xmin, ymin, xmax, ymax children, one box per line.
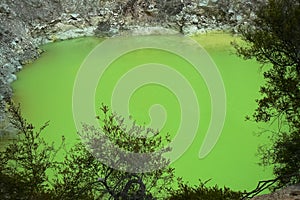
<box><xmin>10</xmin><ymin>33</ymin><xmax>273</xmax><ymax>191</ymax></box>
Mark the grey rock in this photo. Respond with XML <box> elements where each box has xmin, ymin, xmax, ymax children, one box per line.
<box><xmin>118</xmin><ymin>26</ymin><xmax>179</xmax><ymax>36</ymax></box>
<box><xmin>0</xmin><ymin>3</ymin><xmax>10</xmax><ymax>14</ymax></box>
<box><xmin>199</xmin><ymin>0</ymin><xmax>209</xmax><ymax>7</ymax></box>
<box><xmin>182</xmin><ymin>24</ymin><xmax>198</xmax><ymax>35</ymax></box>
<box><xmin>236</xmin><ymin>14</ymin><xmax>243</xmax><ymax>22</ymax></box>
<box><xmin>252</xmin><ymin>184</ymin><xmax>300</xmax><ymax>200</ymax></box>
<box><xmin>6</xmin><ymin>74</ymin><xmax>17</xmax><ymax>84</ymax></box>
<box><xmin>70</xmin><ymin>13</ymin><xmax>80</xmax><ymax>20</ymax></box>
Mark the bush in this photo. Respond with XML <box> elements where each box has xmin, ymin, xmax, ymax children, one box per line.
<box><xmin>167</xmin><ymin>180</ymin><xmax>243</xmax><ymax>200</ymax></box>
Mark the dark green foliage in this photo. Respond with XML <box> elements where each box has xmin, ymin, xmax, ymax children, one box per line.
<box><xmin>0</xmin><ymin>102</ymin><xmax>174</xmax><ymax>199</ymax></box>
<box><xmin>260</xmin><ymin>130</ymin><xmax>300</xmax><ymax>186</ymax></box>
<box><xmin>0</xmin><ymin>172</ymin><xmax>54</xmax><ymax>200</ymax></box>
<box><xmin>0</xmin><ymin>101</ymin><xmax>60</xmax><ymax>200</ymax></box>
<box><xmin>233</xmin><ymin>0</ymin><xmax>300</xmax><ymax>188</ymax></box>
<box><xmin>0</xmin><ymin>102</ymin><xmax>243</xmax><ymax>199</ymax></box>
<box><xmin>53</xmin><ymin>104</ymin><xmax>175</xmax><ymax>199</ymax></box>
<box><xmin>51</xmin><ymin>143</ymin><xmax>100</xmax><ymax>200</ymax></box>
<box><xmin>167</xmin><ymin>180</ymin><xmax>243</xmax><ymax>200</ymax></box>
<box><xmin>234</xmin><ymin>0</ymin><xmax>300</xmax><ymax>69</ymax></box>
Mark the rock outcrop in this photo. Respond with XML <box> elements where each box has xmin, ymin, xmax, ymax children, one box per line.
<box><xmin>252</xmin><ymin>184</ymin><xmax>300</xmax><ymax>200</ymax></box>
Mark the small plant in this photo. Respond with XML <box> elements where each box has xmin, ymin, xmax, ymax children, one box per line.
<box><xmin>53</xmin><ymin>104</ymin><xmax>175</xmax><ymax>199</ymax></box>
<box><xmin>0</xmin><ymin>100</ymin><xmax>63</xmax><ymax>199</ymax></box>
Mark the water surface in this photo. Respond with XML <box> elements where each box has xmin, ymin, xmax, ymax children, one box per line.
<box><xmin>11</xmin><ymin>33</ymin><xmax>273</xmax><ymax>191</ymax></box>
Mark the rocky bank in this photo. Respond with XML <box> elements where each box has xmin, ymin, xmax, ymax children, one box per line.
<box><xmin>251</xmin><ymin>184</ymin><xmax>300</xmax><ymax>200</ymax></box>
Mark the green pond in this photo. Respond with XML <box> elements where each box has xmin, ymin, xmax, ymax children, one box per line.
<box><xmin>10</xmin><ymin>33</ymin><xmax>273</xmax><ymax>191</ymax></box>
